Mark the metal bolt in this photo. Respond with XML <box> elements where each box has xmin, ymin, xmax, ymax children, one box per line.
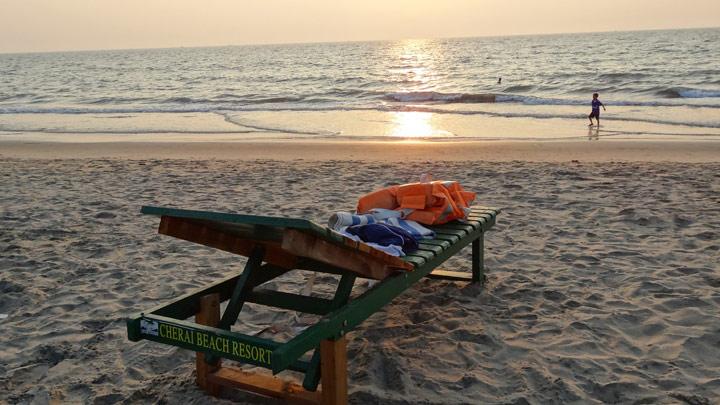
<box><xmin>342</xmin><ymin>320</ymin><xmax>348</xmax><ymax>327</ymax></box>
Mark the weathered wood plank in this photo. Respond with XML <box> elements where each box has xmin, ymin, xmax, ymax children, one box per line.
<box><xmin>426</xmin><ymin>269</ymin><xmax>473</xmax><ymax>281</ymax></box>
<box><xmin>196</xmin><ymin>294</ymin><xmax>222</xmax><ymax>396</ymax></box>
<box><xmin>281</xmin><ymin>229</ymin><xmax>412</xmax><ymax>280</ymax></box>
<box><xmin>208</xmin><ymin>366</ymin><xmax>322</xmax><ymax>405</ymax></box>
<box><xmin>159</xmin><ymin>216</ymin><xmax>298</xmax><ymax>269</ymax></box>
<box><xmin>320</xmin><ymin>338</ymin><xmax>348</xmax><ymax>405</ymax></box>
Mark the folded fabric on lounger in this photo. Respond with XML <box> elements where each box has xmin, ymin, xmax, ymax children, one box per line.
<box><xmin>328</xmin><ymin>208</ymin><xmax>435</xmax><ymax>241</ymax></box>
<box><xmin>346</xmin><ymin>223</ymin><xmax>419</xmax><ymax>253</ymax></box>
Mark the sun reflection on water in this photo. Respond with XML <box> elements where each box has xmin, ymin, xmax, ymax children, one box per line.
<box><xmin>387</xmin><ymin>40</ymin><xmax>452</xmax><ymax>138</ymax></box>
<box><xmin>391</xmin><ymin>111</ymin><xmax>450</xmax><ymax>138</ymax></box>
<box><xmin>389</xmin><ymin>39</ymin><xmax>439</xmax><ymax>91</ymax></box>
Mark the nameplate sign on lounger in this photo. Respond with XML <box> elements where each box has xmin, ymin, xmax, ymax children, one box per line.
<box><xmin>139</xmin><ymin>318</ymin><xmax>273</xmax><ymax>367</ymax></box>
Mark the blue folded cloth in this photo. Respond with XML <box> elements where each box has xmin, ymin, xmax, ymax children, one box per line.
<box><xmin>328</xmin><ymin>209</ymin><xmax>435</xmax><ymax>241</ymax></box>
<box><xmin>346</xmin><ymin>223</ymin><xmax>419</xmax><ymax>253</ymax></box>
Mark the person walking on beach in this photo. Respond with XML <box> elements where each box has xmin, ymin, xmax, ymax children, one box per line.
<box><xmin>588</xmin><ymin>93</ymin><xmax>606</xmax><ymax>126</ymax></box>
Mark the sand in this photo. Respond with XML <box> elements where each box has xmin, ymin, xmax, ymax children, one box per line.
<box><xmin>2</xmin><ymin>139</ymin><xmax>720</xmax><ymax>162</ymax></box>
<box><xmin>1</xmin><ymin>141</ymin><xmax>719</xmax><ymax>404</ymax></box>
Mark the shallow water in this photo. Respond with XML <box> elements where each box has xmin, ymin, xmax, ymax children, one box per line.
<box><xmin>0</xmin><ymin>28</ymin><xmax>718</xmax><ymax>141</ymax></box>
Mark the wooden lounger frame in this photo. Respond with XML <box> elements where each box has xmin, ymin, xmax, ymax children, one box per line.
<box><xmin>126</xmin><ymin>205</ymin><xmax>500</xmax><ymax>404</ymax></box>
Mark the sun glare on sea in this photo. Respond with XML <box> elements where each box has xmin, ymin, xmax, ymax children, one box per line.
<box><xmin>389</xmin><ymin>38</ymin><xmax>441</xmax><ymax>91</ymax></box>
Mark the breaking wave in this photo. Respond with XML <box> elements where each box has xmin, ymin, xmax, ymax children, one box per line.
<box><xmin>383</xmin><ymin>91</ymin><xmax>496</xmax><ymax>103</ymax></box>
<box><xmin>655</xmin><ymin>87</ymin><xmax>720</xmax><ymax>99</ymax></box>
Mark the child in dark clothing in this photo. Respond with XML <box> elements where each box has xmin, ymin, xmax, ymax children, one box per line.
<box><xmin>588</xmin><ymin>93</ymin><xmax>606</xmax><ymax>126</ymax></box>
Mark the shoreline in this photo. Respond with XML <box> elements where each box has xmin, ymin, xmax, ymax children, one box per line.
<box><xmin>2</xmin><ymin>139</ymin><xmax>720</xmax><ymax>162</ymax></box>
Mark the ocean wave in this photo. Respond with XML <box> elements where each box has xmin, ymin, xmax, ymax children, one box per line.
<box><xmin>503</xmin><ymin>85</ymin><xmax>535</xmax><ymax>92</ymax></box>
<box><xmin>399</xmin><ymin>105</ymin><xmax>720</xmax><ymax>129</ymax></box>
<box><xmin>655</xmin><ymin>87</ymin><xmax>720</xmax><ymax>99</ymax></box>
<box><xmin>2</xmin><ymin>99</ymin><xmax>720</xmax><ymax>117</ymax></box>
<box><xmin>2</xmin><ymin>104</ymin><xmax>718</xmax><ymax>130</ymax></box>
<box><xmin>598</xmin><ymin>72</ymin><xmax>649</xmax><ymax>80</ymax></box>
<box><xmin>0</xmin><ymin>93</ymin><xmax>35</xmax><ymax>102</ymax></box>
<box><xmin>86</xmin><ymin>96</ymin><xmax>152</xmax><ymax>105</ymax></box>
<box><xmin>385</xmin><ymin>92</ymin><xmax>720</xmax><ymax>107</ymax></box>
<box><xmin>495</xmin><ymin>94</ymin><xmax>720</xmax><ymax>108</ymax></box>
<box><xmin>383</xmin><ymin>91</ymin><xmax>496</xmax><ymax>103</ymax></box>
<box><xmin>495</xmin><ymin>94</ymin><xmax>582</xmax><ymax>105</ymax></box>
<box><xmin>82</xmin><ymin>94</ymin><xmax>314</xmax><ymax>106</ymax></box>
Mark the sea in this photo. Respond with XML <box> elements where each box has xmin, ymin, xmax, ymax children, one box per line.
<box><xmin>1</xmin><ymin>28</ymin><xmax>719</xmax><ymax>141</ymax></box>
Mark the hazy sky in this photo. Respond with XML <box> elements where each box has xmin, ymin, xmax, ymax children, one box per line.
<box><xmin>2</xmin><ymin>0</ymin><xmax>719</xmax><ymax>53</ymax></box>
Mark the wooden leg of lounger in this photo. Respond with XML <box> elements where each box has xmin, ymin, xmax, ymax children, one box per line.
<box><xmin>320</xmin><ymin>337</ymin><xmax>347</xmax><ymax>405</ymax></box>
<box><xmin>472</xmin><ymin>236</ymin><xmax>485</xmax><ymax>283</ymax></box>
<box><xmin>196</xmin><ymin>293</ymin><xmax>222</xmax><ymax>397</ymax></box>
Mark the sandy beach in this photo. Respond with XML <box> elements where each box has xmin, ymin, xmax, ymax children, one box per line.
<box><xmin>3</xmin><ymin>139</ymin><xmax>720</xmax><ymax>162</ymax></box>
<box><xmin>1</xmin><ymin>140</ymin><xmax>719</xmax><ymax>404</ymax></box>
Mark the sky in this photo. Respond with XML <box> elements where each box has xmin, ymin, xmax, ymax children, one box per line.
<box><xmin>1</xmin><ymin>0</ymin><xmax>719</xmax><ymax>53</ymax></box>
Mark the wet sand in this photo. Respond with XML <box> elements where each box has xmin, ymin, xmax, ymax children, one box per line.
<box><xmin>3</xmin><ymin>139</ymin><xmax>720</xmax><ymax>162</ymax></box>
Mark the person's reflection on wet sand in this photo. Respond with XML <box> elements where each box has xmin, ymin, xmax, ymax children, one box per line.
<box><xmin>588</xmin><ymin>126</ymin><xmax>600</xmax><ymax>140</ymax></box>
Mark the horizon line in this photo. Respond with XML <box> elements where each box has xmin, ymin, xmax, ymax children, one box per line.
<box><xmin>1</xmin><ymin>25</ymin><xmax>718</xmax><ymax>56</ymax></box>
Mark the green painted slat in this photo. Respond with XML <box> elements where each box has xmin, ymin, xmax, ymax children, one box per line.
<box><xmin>471</xmin><ymin>210</ymin><xmax>497</xmax><ymax>216</ymax></box>
<box><xmin>421</xmin><ymin>239</ymin><xmax>451</xmax><ymax>249</ymax></box>
<box><xmin>417</xmin><ymin>243</ymin><xmax>443</xmax><ymax>254</ymax></box>
<box><xmin>467</xmin><ymin>216</ymin><xmax>488</xmax><ymax>225</ymax></box>
<box><xmin>147</xmin><ymin>264</ymin><xmax>291</xmax><ymax>320</ymax></box>
<box><xmin>471</xmin><ymin>207</ymin><xmax>501</xmax><ymax>214</ymax></box>
<box><xmin>141</xmin><ymin>205</ymin><xmax>316</xmax><ymax>231</ymax></box>
<box><xmin>149</xmin><ymin>273</ymin><xmax>240</xmax><ymax>319</ymax></box>
<box><xmin>432</xmin><ymin>233</ymin><xmax>460</xmax><ymax>243</ymax></box>
<box><xmin>406</xmin><ymin>249</ymin><xmax>435</xmax><ymax>261</ymax></box>
<box><xmin>470</xmin><ymin>209</ymin><xmax>497</xmax><ymax>217</ymax></box>
<box><xmin>433</xmin><ymin>222</ymin><xmax>474</xmax><ymax>233</ymax></box>
<box><xmin>302</xmin><ymin>273</ymin><xmax>356</xmax><ymax>392</ymax></box>
<box><xmin>468</xmin><ymin>213</ymin><xmax>491</xmax><ymax>221</ymax></box>
<box><xmin>451</xmin><ymin>221</ymin><xmax>479</xmax><ymax>231</ymax></box>
<box><xmin>436</xmin><ymin>223</ymin><xmax>473</xmax><ymax>231</ymax></box>
<box><xmin>434</xmin><ymin>229</ymin><xmax>467</xmax><ymax>239</ymax></box>
<box><xmin>401</xmin><ymin>255</ymin><xmax>425</xmax><ymax>267</ymax></box>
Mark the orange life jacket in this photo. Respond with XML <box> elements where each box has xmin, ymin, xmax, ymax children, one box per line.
<box><xmin>356</xmin><ymin>181</ymin><xmax>476</xmax><ymax>225</ymax></box>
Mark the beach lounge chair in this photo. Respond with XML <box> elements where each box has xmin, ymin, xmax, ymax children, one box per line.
<box><xmin>126</xmin><ymin>205</ymin><xmax>500</xmax><ymax>405</ymax></box>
